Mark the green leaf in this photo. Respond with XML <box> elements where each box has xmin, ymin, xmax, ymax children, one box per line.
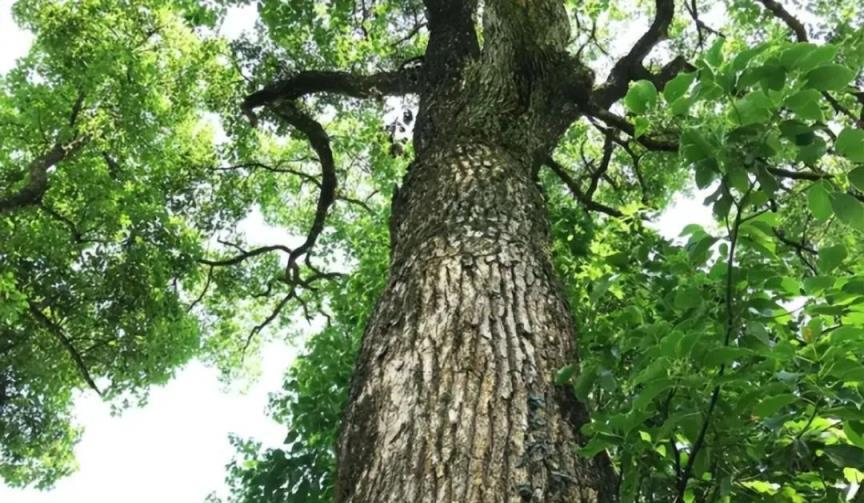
<box><xmin>633</xmin><ymin>116</ymin><xmax>650</xmax><ymax>138</ymax></box>
<box><xmin>742</xmin><ymin>480</ymin><xmax>780</xmax><ymax>495</ymax></box>
<box><xmin>805</xmin><ymin>64</ymin><xmax>856</xmax><ymax>91</ymax></box>
<box><xmin>663</xmin><ymin>72</ymin><xmax>697</xmax><ymax>102</ymax></box>
<box><xmin>754</xmin><ymin>393</ymin><xmax>797</xmax><ymax>417</ymax></box>
<box><xmin>555</xmin><ymin>364</ymin><xmax>577</xmax><ymax>385</ymax></box>
<box><xmin>818</xmin><ymin>244</ymin><xmax>847</xmax><ymax>273</ymax></box>
<box><xmin>846</xmin><ymin>422</ymin><xmax>864</xmax><ymax>449</ymax></box>
<box><xmin>831</xmin><ymin>193</ymin><xmax>864</xmax><ymax>231</ymax></box>
<box><xmin>674</xmin><ymin>286</ymin><xmax>702</xmax><ymax>310</ymax></box>
<box><xmin>741</xmin><ymin>64</ymin><xmax>786</xmax><ymax>91</ymax></box>
<box><xmin>784</xmin><ymin>89</ymin><xmax>823</xmax><ymax>121</ymax></box>
<box><xmin>850</xmin><ymin>167</ymin><xmax>864</xmax><ymax>191</ymax></box>
<box><xmin>837</xmin><ymin>128</ymin><xmax>864</xmax><ymax>162</ymax></box>
<box><xmin>705</xmin><ymin>38</ymin><xmax>725</xmax><ymax>67</ymax></box>
<box><xmin>796</xmin><ymin>44</ymin><xmax>839</xmax><ymax>72</ymax></box>
<box><xmin>823</xmin><ymin>445</ymin><xmax>864</xmax><ymax>469</ymax></box>
<box><xmin>734</xmin><ymin>90</ymin><xmax>774</xmax><ymax>126</ymax></box>
<box><xmin>633</xmin><ymin>379</ymin><xmax>674</xmax><ymax>410</ymax></box>
<box><xmin>681</xmin><ymin>129</ymin><xmax>714</xmax><ymax>162</ymax></box>
<box><xmin>624</xmin><ymin>80</ymin><xmax>658</xmax><ymax>114</ymax></box>
<box><xmin>572</xmin><ymin>364</ymin><xmax>599</xmax><ymax>401</ymax></box>
<box><xmin>807</xmin><ymin>182</ymin><xmax>833</xmax><ymax>221</ymax></box>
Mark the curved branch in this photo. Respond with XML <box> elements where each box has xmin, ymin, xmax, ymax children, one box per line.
<box><xmin>270</xmin><ymin>103</ymin><xmax>337</xmax><ymax>279</ymax></box>
<box><xmin>755</xmin><ymin>0</ymin><xmax>808</xmax><ymax>42</ymax></box>
<box><xmin>594</xmin><ymin>0</ymin><xmax>676</xmax><ymax>108</ymax></box>
<box><xmin>198</xmin><ymin>244</ymin><xmax>293</xmax><ymax>267</ymax></box>
<box><xmin>29</xmin><ymin>303</ymin><xmax>103</xmax><ymax>396</ymax></box>
<box><xmin>588</xmin><ymin>107</ymin><xmax>679</xmax><ymax>152</ymax></box>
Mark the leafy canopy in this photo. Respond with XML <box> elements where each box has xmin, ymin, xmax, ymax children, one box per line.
<box><xmin>2</xmin><ymin>0</ymin><xmax>864</xmax><ymax>502</ymax></box>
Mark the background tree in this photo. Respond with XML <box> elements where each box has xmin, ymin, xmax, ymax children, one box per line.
<box><xmin>3</xmin><ymin>0</ymin><xmax>864</xmax><ymax>502</ymax></box>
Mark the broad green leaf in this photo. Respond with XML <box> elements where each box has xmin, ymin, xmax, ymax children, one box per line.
<box><xmin>846</xmin><ymin>422</ymin><xmax>864</xmax><ymax>449</ymax></box>
<box><xmin>633</xmin><ymin>379</ymin><xmax>675</xmax><ymax>410</ymax></box>
<box><xmin>573</xmin><ymin>364</ymin><xmax>599</xmax><ymax>401</ymax></box>
<box><xmin>754</xmin><ymin>393</ymin><xmax>797</xmax><ymax>417</ymax></box>
<box><xmin>850</xmin><ymin>167</ymin><xmax>864</xmax><ymax>191</ymax></box>
<box><xmin>681</xmin><ymin>129</ymin><xmax>714</xmax><ymax>162</ymax></box>
<box><xmin>818</xmin><ymin>244</ymin><xmax>847</xmax><ymax>273</ymax></box>
<box><xmin>674</xmin><ymin>286</ymin><xmax>702</xmax><ymax>310</ymax></box>
<box><xmin>807</xmin><ymin>181</ymin><xmax>833</xmax><ymax>220</ymax></box>
<box><xmin>823</xmin><ymin>445</ymin><xmax>864</xmax><ymax>469</ymax></box>
<box><xmin>734</xmin><ymin>90</ymin><xmax>774</xmax><ymax>125</ymax></box>
<box><xmin>741</xmin><ymin>480</ymin><xmax>780</xmax><ymax>495</ymax></box>
<box><xmin>555</xmin><ymin>364</ymin><xmax>577</xmax><ymax>385</ymax></box>
<box><xmin>805</xmin><ymin>64</ymin><xmax>856</xmax><ymax>91</ymax></box>
<box><xmin>797</xmin><ymin>44</ymin><xmax>839</xmax><ymax>72</ymax></box>
<box><xmin>624</xmin><ymin>80</ymin><xmax>658</xmax><ymax>114</ymax></box>
<box><xmin>837</xmin><ymin>128</ymin><xmax>864</xmax><ymax>162</ymax></box>
<box><xmin>831</xmin><ymin>193</ymin><xmax>864</xmax><ymax>231</ymax></box>
<box><xmin>663</xmin><ymin>71</ymin><xmax>697</xmax><ymax>102</ymax></box>
<box><xmin>784</xmin><ymin>89</ymin><xmax>823</xmax><ymax>121</ymax></box>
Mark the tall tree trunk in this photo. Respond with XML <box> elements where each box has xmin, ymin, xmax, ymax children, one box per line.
<box><xmin>336</xmin><ymin>142</ymin><xmax>616</xmax><ymax>502</ymax></box>
<box><xmin>335</xmin><ymin>1</ymin><xmax>615</xmax><ymax>500</ymax></box>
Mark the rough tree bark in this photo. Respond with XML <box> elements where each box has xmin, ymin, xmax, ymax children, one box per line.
<box><xmin>334</xmin><ymin>0</ymin><xmax>624</xmax><ymax>501</ymax></box>
<box><xmin>229</xmin><ymin>0</ymin><xmax>678</xmax><ymax>500</ymax></box>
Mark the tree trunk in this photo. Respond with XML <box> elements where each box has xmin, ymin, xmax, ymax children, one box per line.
<box><xmin>335</xmin><ymin>140</ymin><xmax>616</xmax><ymax>501</ymax></box>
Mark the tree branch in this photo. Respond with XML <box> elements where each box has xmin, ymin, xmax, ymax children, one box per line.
<box><xmin>29</xmin><ymin>303</ymin><xmax>103</xmax><ymax>396</ymax></box>
<box><xmin>594</xmin><ymin>0</ymin><xmax>676</xmax><ymax>108</ymax></box>
<box><xmin>198</xmin><ymin>244</ymin><xmax>293</xmax><ymax>267</ymax></box>
<box><xmin>755</xmin><ymin>0</ymin><xmax>808</xmax><ymax>42</ymax></box>
<box><xmin>0</xmin><ymin>139</ymin><xmax>86</xmax><ymax>214</ymax></box>
<box><xmin>1</xmin><ymin>92</ymin><xmax>88</xmax><ymax>214</ymax></box>
<box><xmin>587</xmin><ymin>107</ymin><xmax>679</xmax><ymax>152</ymax></box>
<box><xmin>545</xmin><ymin>157</ymin><xmax>625</xmax><ymax>217</ymax></box>
<box><xmin>241</xmin><ymin>68</ymin><xmax>421</xmax><ymax>125</ymax></box>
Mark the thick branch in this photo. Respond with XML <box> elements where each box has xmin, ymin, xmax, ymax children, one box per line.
<box><xmin>241</xmin><ymin>68</ymin><xmax>421</xmax><ymax>124</ymax></box>
<box><xmin>1</xmin><ymin>93</ymin><xmax>87</xmax><ymax>214</ymax></box>
<box><xmin>29</xmin><ymin>303</ymin><xmax>103</xmax><ymax>396</ymax></box>
<box><xmin>0</xmin><ymin>139</ymin><xmax>85</xmax><ymax>214</ymax></box>
<box><xmin>271</xmin><ymin>103</ymin><xmax>337</xmax><ymax>277</ymax></box>
<box><xmin>756</xmin><ymin>0</ymin><xmax>808</xmax><ymax>42</ymax></box>
<box><xmin>766</xmin><ymin>166</ymin><xmax>830</xmax><ymax>181</ymax></box>
<box><xmin>594</xmin><ymin>0</ymin><xmax>676</xmax><ymax>108</ymax></box>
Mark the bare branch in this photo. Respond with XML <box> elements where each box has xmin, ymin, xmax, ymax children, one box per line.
<box><xmin>766</xmin><ymin>166</ymin><xmax>831</xmax><ymax>181</ymax></box>
<box><xmin>545</xmin><ymin>157</ymin><xmax>625</xmax><ymax>217</ymax></box>
<box><xmin>243</xmin><ymin>291</ymin><xmax>296</xmax><ymax>354</ymax></box>
<box><xmin>187</xmin><ymin>265</ymin><xmax>214</xmax><ymax>313</ymax></box>
<box><xmin>198</xmin><ymin>244</ymin><xmax>293</xmax><ymax>267</ymax></box>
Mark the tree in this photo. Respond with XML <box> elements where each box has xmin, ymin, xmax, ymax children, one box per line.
<box><xmin>3</xmin><ymin>0</ymin><xmax>864</xmax><ymax>502</ymax></box>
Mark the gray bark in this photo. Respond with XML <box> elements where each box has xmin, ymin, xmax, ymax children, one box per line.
<box><xmin>336</xmin><ymin>141</ymin><xmax>616</xmax><ymax>502</ymax></box>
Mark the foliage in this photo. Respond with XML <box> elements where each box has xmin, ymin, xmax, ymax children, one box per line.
<box><xmin>3</xmin><ymin>0</ymin><xmax>864</xmax><ymax>502</ymax></box>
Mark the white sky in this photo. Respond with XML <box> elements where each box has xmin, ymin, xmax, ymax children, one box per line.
<box><xmin>0</xmin><ymin>2</ymin><xmax>711</xmax><ymax>502</ymax></box>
